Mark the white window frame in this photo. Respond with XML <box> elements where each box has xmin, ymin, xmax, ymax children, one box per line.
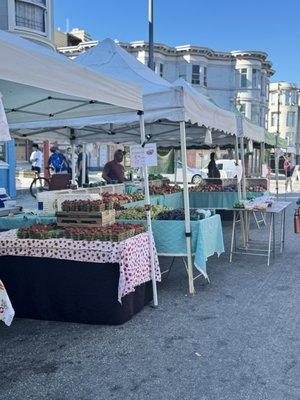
<box><xmin>252</xmin><ymin>68</ymin><xmax>259</xmax><ymax>88</ymax></box>
<box><xmin>8</xmin><ymin>0</ymin><xmax>49</xmax><ymax>37</ymax></box>
<box><xmin>286</xmin><ymin>132</ymin><xmax>295</xmax><ymax>146</ymax></box>
<box><xmin>251</xmin><ymin>103</ymin><xmax>260</xmax><ymax>125</ymax></box>
<box><xmin>159</xmin><ymin>63</ymin><xmax>164</xmax><ymax>78</ymax></box>
<box><xmin>203</xmin><ymin>66</ymin><xmax>207</xmax><ymax>87</ymax></box>
<box><xmin>191</xmin><ymin>65</ymin><xmax>200</xmax><ymax>85</ymax></box>
<box><xmin>240</xmin><ymin>68</ymin><xmax>248</xmax><ymax>88</ymax></box>
<box><xmin>286</xmin><ymin>111</ymin><xmax>296</xmax><ymax>127</ymax></box>
<box><xmin>271</xmin><ymin>112</ymin><xmax>278</xmax><ymax>127</ymax></box>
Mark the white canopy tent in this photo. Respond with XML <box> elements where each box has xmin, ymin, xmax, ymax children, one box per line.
<box><xmin>0</xmin><ymin>30</ymin><xmax>161</xmax><ymax>305</ymax></box>
<box><xmin>6</xmin><ymin>38</ymin><xmax>266</xmax><ymax>295</ymax></box>
<box><xmin>0</xmin><ymin>93</ymin><xmax>10</xmax><ymax>142</ymax></box>
<box><xmin>0</xmin><ymin>30</ymin><xmax>143</xmax><ymax>127</ymax></box>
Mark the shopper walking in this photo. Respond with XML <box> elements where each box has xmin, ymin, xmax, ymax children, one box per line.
<box><xmin>284</xmin><ymin>157</ymin><xmax>293</xmax><ymax>192</ymax></box>
<box><xmin>29</xmin><ymin>143</ymin><xmax>43</xmax><ymax>178</ymax></box>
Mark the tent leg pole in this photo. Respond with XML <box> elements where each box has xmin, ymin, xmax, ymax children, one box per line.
<box><xmin>71</xmin><ymin>142</ymin><xmax>76</xmax><ymax>185</ymax></box>
<box><xmin>239</xmin><ymin>136</ymin><xmax>247</xmax><ymax>200</ymax></box>
<box><xmin>82</xmin><ymin>143</ymin><xmax>86</xmax><ymax>187</ymax></box>
<box><xmin>139</xmin><ymin>111</ymin><xmax>158</xmax><ymax>307</ymax></box>
<box><xmin>235</xmin><ymin>135</ymin><xmax>242</xmax><ymax>201</ymax></box>
<box><xmin>180</xmin><ymin>121</ymin><xmax>195</xmax><ymax>296</ymax></box>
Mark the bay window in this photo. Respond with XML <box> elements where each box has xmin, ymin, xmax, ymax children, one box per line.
<box><xmin>15</xmin><ymin>0</ymin><xmax>47</xmax><ymax>33</ymax></box>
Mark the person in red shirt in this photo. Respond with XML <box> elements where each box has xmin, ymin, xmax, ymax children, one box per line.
<box><xmin>102</xmin><ymin>150</ymin><xmax>125</xmax><ymax>183</ymax></box>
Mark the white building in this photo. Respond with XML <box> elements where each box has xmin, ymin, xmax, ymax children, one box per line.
<box><xmin>268</xmin><ymin>82</ymin><xmax>300</xmax><ymax>161</ymax></box>
<box><xmin>0</xmin><ymin>0</ymin><xmax>54</xmax><ymax>49</ymax></box>
<box><xmin>57</xmin><ymin>39</ymin><xmax>274</xmax><ymax>128</ymax></box>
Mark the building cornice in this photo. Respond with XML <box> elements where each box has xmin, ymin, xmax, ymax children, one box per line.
<box><xmin>56</xmin><ymin>39</ymin><xmax>274</xmax><ymax>75</ymax></box>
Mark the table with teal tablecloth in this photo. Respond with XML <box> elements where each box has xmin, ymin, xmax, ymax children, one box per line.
<box><xmin>0</xmin><ymin>214</ymin><xmax>56</xmax><ymax>231</ymax></box>
<box><xmin>118</xmin><ymin>214</ymin><xmax>224</xmax><ymax>279</ymax></box>
<box><xmin>189</xmin><ymin>191</ymin><xmax>267</xmax><ymax>209</ymax></box>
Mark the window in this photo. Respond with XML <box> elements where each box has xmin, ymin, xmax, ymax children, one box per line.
<box><xmin>286</xmin><ymin>132</ymin><xmax>295</xmax><ymax>147</ymax></box>
<box><xmin>15</xmin><ymin>0</ymin><xmax>47</xmax><ymax>33</ymax></box>
<box><xmin>285</xmin><ymin>90</ymin><xmax>297</xmax><ymax>106</ymax></box>
<box><xmin>0</xmin><ymin>143</ymin><xmax>6</xmax><ymax>162</ymax></box>
<box><xmin>159</xmin><ymin>63</ymin><xmax>164</xmax><ymax>77</ymax></box>
<box><xmin>217</xmin><ymin>163</ymin><xmax>223</xmax><ymax>170</ymax></box>
<box><xmin>239</xmin><ymin>102</ymin><xmax>246</xmax><ymax>117</ymax></box>
<box><xmin>203</xmin><ymin>66</ymin><xmax>207</xmax><ymax>87</ymax></box>
<box><xmin>252</xmin><ymin>68</ymin><xmax>259</xmax><ymax>88</ymax></box>
<box><xmin>270</xmin><ymin>92</ymin><xmax>277</xmax><ymax>105</ymax></box>
<box><xmin>240</xmin><ymin>68</ymin><xmax>247</xmax><ymax>88</ymax></box>
<box><xmin>286</xmin><ymin>111</ymin><xmax>296</xmax><ymax>127</ymax></box>
<box><xmin>192</xmin><ymin>65</ymin><xmax>200</xmax><ymax>85</ymax></box>
<box><xmin>251</xmin><ymin>103</ymin><xmax>260</xmax><ymax>125</ymax></box>
<box><xmin>271</xmin><ymin>112</ymin><xmax>278</xmax><ymax>127</ymax></box>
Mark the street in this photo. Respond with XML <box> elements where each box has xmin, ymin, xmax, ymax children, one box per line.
<box><xmin>0</xmin><ymin>193</ymin><xmax>299</xmax><ymax>400</ymax></box>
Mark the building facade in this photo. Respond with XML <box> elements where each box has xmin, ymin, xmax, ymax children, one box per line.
<box><xmin>0</xmin><ymin>0</ymin><xmax>54</xmax><ymax>49</ymax></box>
<box><xmin>268</xmin><ymin>82</ymin><xmax>300</xmax><ymax>161</ymax></box>
<box><xmin>57</xmin><ymin>39</ymin><xmax>274</xmax><ymax>128</ymax></box>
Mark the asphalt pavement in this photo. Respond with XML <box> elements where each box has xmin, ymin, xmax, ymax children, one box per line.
<box><xmin>0</xmin><ymin>193</ymin><xmax>299</xmax><ymax>400</ymax></box>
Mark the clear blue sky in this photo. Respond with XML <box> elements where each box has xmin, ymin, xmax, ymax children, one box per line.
<box><xmin>54</xmin><ymin>0</ymin><xmax>300</xmax><ymax>85</ymax></box>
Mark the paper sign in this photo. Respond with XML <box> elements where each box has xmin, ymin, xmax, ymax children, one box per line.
<box><xmin>130</xmin><ymin>144</ymin><xmax>157</xmax><ymax>168</ymax></box>
<box><xmin>236</xmin><ymin>164</ymin><xmax>243</xmax><ymax>183</ymax></box>
<box><xmin>275</xmin><ymin>148</ymin><xmax>285</xmax><ymax>157</ymax></box>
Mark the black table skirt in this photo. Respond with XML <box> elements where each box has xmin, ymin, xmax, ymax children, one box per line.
<box><xmin>0</xmin><ymin>256</ymin><xmax>153</xmax><ymax>325</ymax></box>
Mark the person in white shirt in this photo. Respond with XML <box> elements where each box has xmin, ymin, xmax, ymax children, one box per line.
<box><xmin>30</xmin><ymin>144</ymin><xmax>43</xmax><ymax>178</ymax></box>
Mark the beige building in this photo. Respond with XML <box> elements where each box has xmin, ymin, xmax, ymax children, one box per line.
<box><xmin>268</xmin><ymin>82</ymin><xmax>300</xmax><ymax>161</ymax></box>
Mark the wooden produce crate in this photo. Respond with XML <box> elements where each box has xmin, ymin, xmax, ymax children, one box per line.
<box><xmin>56</xmin><ymin>210</ymin><xmax>115</xmax><ymax>227</ymax></box>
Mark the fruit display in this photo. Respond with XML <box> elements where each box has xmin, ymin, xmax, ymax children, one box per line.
<box><xmin>64</xmin><ymin>223</ymin><xmax>145</xmax><ymax>242</ymax></box>
<box><xmin>246</xmin><ymin>185</ymin><xmax>266</xmax><ymax>193</ymax></box>
<box><xmin>190</xmin><ymin>183</ymin><xmax>223</xmax><ymax>192</ymax></box>
<box><xmin>116</xmin><ymin>205</ymin><xmax>168</xmax><ymax>220</ymax></box>
<box><xmin>156</xmin><ymin>208</ymin><xmax>210</xmax><ymax>221</ymax></box>
<box><xmin>233</xmin><ymin>201</ymin><xmax>244</xmax><ymax>209</ymax></box>
<box><xmin>61</xmin><ymin>199</ymin><xmax>106</xmax><ymax>212</ymax></box>
<box><xmin>17</xmin><ymin>223</ymin><xmax>64</xmax><ymax>239</ymax></box>
<box><xmin>17</xmin><ymin>222</ymin><xmax>146</xmax><ymax>242</ymax></box>
<box><xmin>149</xmin><ymin>183</ymin><xmax>182</xmax><ymax>195</ymax></box>
<box><xmin>101</xmin><ymin>192</ymin><xmax>145</xmax><ymax>209</ymax></box>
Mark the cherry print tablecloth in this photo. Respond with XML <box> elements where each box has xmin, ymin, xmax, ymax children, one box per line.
<box><xmin>0</xmin><ymin>230</ymin><xmax>161</xmax><ymax>302</ymax></box>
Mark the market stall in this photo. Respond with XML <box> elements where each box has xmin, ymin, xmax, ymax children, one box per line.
<box><xmin>0</xmin><ymin>223</ymin><xmax>160</xmax><ymax>324</ymax></box>
<box><xmin>8</xmin><ymin>39</ymin><xmax>267</xmax><ymax>295</ymax></box>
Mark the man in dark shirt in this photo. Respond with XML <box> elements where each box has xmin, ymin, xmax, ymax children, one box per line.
<box><xmin>102</xmin><ymin>150</ymin><xmax>125</xmax><ymax>183</ymax></box>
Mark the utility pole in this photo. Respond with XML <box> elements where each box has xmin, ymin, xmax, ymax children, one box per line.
<box><xmin>148</xmin><ymin>0</ymin><xmax>155</xmax><ymax>71</ymax></box>
<box><xmin>275</xmin><ymin>83</ymin><xmax>281</xmax><ymax>199</ymax></box>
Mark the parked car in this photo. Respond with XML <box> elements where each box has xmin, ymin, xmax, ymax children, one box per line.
<box><xmin>162</xmin><ymin>162</ymin><xmax>204</xmax><ymax>184</ymax></box>
<box><xmin>163</xmin><ymin>160</ymin><xmax>240</xmax><ymax>183</ymax></box>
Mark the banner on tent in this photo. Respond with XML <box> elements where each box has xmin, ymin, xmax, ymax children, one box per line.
<box><xmin>130</xmin><ymin>144</ymin><xmax>157</xmax><ymax>168</ymax></box>
<box><xmin>149</xmin><ymin>148</ymin><xmax>175</xmax><ymax>174</ymax></box>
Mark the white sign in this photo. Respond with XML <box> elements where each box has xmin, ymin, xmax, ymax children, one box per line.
<box><xmin>130</xmin><ymin>144</ymin><xmax>157</xmax><ymax>168</ymax></box>
<box><xmin>236</xmin><ymin>164</ymin><xmax>243</xmax><ymax>183</ymax></box>
<box><xmin>275</xmin><ymin>147</ymin><xmax>285</xmax><ymax>157</ymax></box>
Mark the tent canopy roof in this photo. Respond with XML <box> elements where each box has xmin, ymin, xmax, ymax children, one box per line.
<box><xmin>8</xmin><ymin>37</ymin><xmax>265</xmax><ymax>145</ymax></box>
<box><xmin>0</xmin><ymin>30</ymin><xmax>143</xmax><ymax>127</ymax></box>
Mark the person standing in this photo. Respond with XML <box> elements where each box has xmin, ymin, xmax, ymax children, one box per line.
<box><xmin>30</xmin><ymin>143</ymin><xmax>43</xmax><ymax>178</ymax></box>
<box><xmin>76</xmin><ymin>144</ymin><xmax>89</xmax><ymax>186</ymax></box>
<box><xmin>102</xmin><ymin>149</ymin><xmax>125</xmax><ymax>184</ymax></box>
<box><xmin>207</xmin><ymin>152</ymin><xmax>221</xmax><ymax>179</ymax></box>
<box><xmin>284</xmin><ymin>157</ymin><xmax>293</xmax><ymax>192</ymax></box>
<box><xmin>48</xmin><ymin>145</ymin><xmax>68</xmax><ymax>174</ymax></box>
